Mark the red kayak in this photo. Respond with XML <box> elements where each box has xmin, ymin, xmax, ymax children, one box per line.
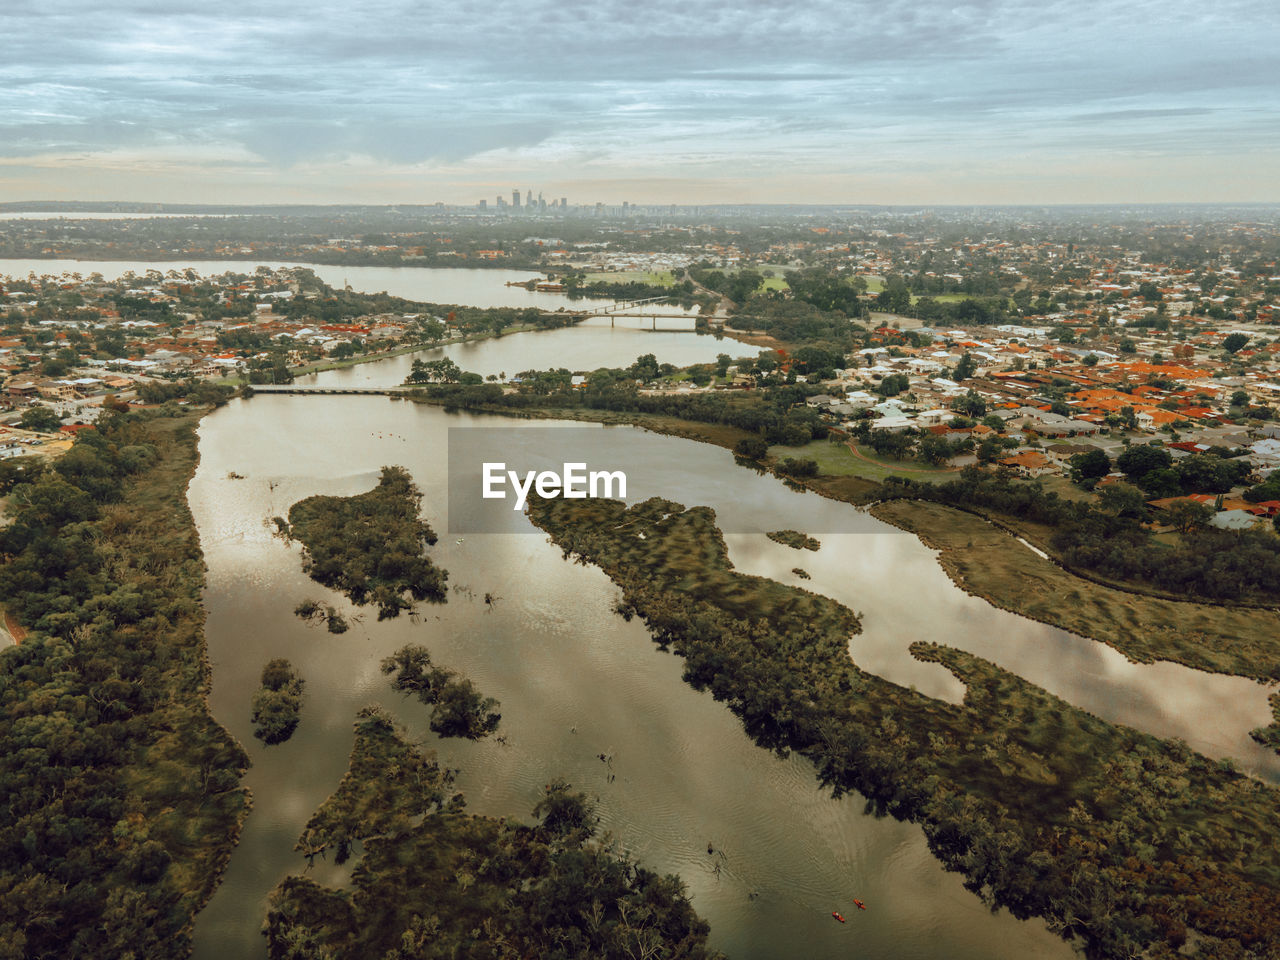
<box><xmin>853</xmin><ymin>899</ymin><xmax>866</xmax><ymax>910</ymax></box>
<box><xmin>832</xmin><ymin>911</ymin><xmax>846</xmax><ymax>923</ymax></box>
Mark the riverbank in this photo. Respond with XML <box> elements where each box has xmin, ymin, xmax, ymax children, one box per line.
<box><xmin>528</xmin><ymin>493</ymin><xmax>1280</xmax><ymax>959</ymax></box>
<box><xmin>1253</xmin><ymin>694</ymin><xmax>1280</xmax><ymax>756</ymax></box>
<box><xmin>869</xmin><ymin>499</ymin><xmax>1280</xmax><ymax>683</ymax></box>
<box><xmin>401</xmin><ymin>392</ymin><xmax>1280</xmax><ymax>681</ymax></box>
<box><xmin>0</xmin><ymin>407</ymin><xmax>251</xmax><ymax>955</ymax></box>
<box><xmin>214</xmin><ymin>322</ymin><xmax>552</xmax><ymax>386</ymax></box>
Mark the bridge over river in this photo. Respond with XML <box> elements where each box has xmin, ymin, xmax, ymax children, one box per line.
<box><xmin>248</xmin><ymin>385</ymin><xmax>404</xmax><ymax>396</ymax></box>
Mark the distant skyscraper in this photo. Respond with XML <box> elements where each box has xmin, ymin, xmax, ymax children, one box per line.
<box><xmin>478</xmin><ymin>199</ymin><xmax>487</xmax><ymax>210</ymax></box>
<box><xmin>512</xmin><ymin>189</ymin><xmax>521</xmax><ymax>209</ymax></box>
<box><xmin>561</xmin><ymin>197</ymin><xmax>568</xmax><ymax>209</ymax></box>
<box><xmin>525</xmin><ymin>189</ymin><xmax>533</xmax><ymax>207</ymax></box>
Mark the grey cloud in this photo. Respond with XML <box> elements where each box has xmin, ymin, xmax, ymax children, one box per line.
<box><xmin>0</xmin><ymin>0</ymin><xmax>1275</xmax><ymax>192</ymax></box>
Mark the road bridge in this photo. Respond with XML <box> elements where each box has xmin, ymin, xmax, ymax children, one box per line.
<box><xmin>248</xmin><ymin>385</ymin><xmax>403</xmax><ymax>396</ymax></box>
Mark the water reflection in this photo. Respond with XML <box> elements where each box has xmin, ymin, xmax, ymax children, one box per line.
<box><xmin>0</xmin><ymin>258</ymin><xmax>691</xmax><ymax>312</ymax></box>
<box><xmin>189</xmin><ymin>397</ymin><xmax>1278</xmax><ymax>959</ymax></box>
<box><xmin>190</xmin><ymin>398</ymin><xmax>1072</xmax><ymax>960</ymax></box>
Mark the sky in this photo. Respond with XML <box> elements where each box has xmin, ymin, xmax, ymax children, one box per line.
<box><xmin>1</xmin><ymin>0</ymin><xmax>1277</xmax><ymax>206</ymax></box>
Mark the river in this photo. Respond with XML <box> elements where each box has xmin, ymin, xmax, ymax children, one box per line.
<box><xmin>187</xmin><ymin>391</ymin><xmax>1278</xmax><ymax>960</ymax></box>
<box><xmin>0</xmin><ymin>257</ymin><xmax>697</xmax><ymax>313</ymax></box>
<box><xmin>0</xmin><ymin>257</ymin><xmax>741</xmax><ymax>371</ymax></box>
<box><xmin>297</xmin><ymin>317</ymin><xmax>754</xmax><ymax>383</ymax></box>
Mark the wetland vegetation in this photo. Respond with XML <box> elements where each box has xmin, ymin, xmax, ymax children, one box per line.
<box><xmin>0</xmin><ymin>407</ymin><xmax>248</xmax><ymax>957</ymax></box>
<box><xmin>528</xmin><ymin>493</ymin><xmax>1280</xmax><ymax>959</ymax></box>
<box><xmin>265</xmin><ymin>706</ymin><xmax>720</xmax><ymax>960</ymax></box>
<box><xmin>280</xmin><ymin>465</ymin><xmax>448</xmax><ymax>619</ymax></box>
<box><xmin>381</xmin><ymin>644</ymin><xmax>502</xmax><ymax>741</ymax></box>
<box><xmin>250</xmin><ymin>659</ymin><xmax>305</xmax><ymax>745</ymax></box>
<box><xmin>1252</xmin><ymin>694</ymin><xmax>1280</xmax><ymax>756</ymax></box>
<box><xmin>293</xmin><ymin>598</ymin><xmax>350</xmax><ymax>634</ymax></box>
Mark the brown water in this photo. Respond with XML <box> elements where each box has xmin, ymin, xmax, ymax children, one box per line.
<box><xmin>298</xmin><ymin>318</ymin><xmax>755</xmax><ymax>383</ymax></box>
<box><xmin>0</xmin><ymin>258</ymin><xmax>693</xmax><ymax>313</ymax></box>
<box><xmin>187</xmin><ymin>394</ymin><xmax>1277</xmax><ymax>959</ymax></box>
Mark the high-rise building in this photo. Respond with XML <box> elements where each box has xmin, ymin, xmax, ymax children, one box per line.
<box><xmin>525</xmin><ymin>189</ymin><xmax>533</xmax><ymax>208</ymax></box>
<box><xmin>478</xmin><ymin>199</ymin><xmax>487</xmax><ymax>211</ymax></box>
<box><xmin>512</xmin><ymin>189</ymin><xmax>521</xmax><ymax>209</ymax></box>
<box><xmin>561</xmin><ymin>197</ymin><xmax>568</xmax><ymax>209</ymax></box>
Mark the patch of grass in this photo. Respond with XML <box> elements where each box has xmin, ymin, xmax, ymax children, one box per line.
<box><xmin>768</xmin><ymin>438</ymin><xmax>953</xmax><ymax>482</ymax></box>
<box><xmin>913</xmin><ymin>292</ymin><xmax>968</xmax><ymax>304</ymax></box>
<box><xmin>583</xmin><ymin>269</ymin><xmax>677</xmax><ymax>286</ymax></box>
<box><xmin>871</xmin><ymin>499</ymin><xmax>1280</xmax><ymax>681</ymax></box>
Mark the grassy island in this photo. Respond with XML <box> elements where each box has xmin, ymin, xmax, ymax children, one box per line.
<box><xmin>0</xmin><ymin>407</ymin><xmax>250</xmax><ymax>956</ymax></box>
<box><xmin>265</xmin><ymin>706</ymin><xmax>721</xmax><ymax>960</ymax></box>
<box><xmin>282</xmin><ymin>465</ymin><xmax>447</xmax><ymax>619</ymax></box>
<box><xmin>251</xmin><ymin>659</ymin><xmax>305</xmax><ymax>745</ymax></box>
<box><xmin>527</xmin><ymin>494</ymin><xmax>1280</xmax><ymax>960</ymax></box>
<box><xmin>766</xmin><ymin>529</ymin><xmax>820</xmax><ymax>551</ymax></box>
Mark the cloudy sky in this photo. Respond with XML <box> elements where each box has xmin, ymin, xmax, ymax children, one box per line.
<box><xmin>1</xmin><ymin>0</ymin><xmax>1277</xmax><ymax>205</ymax></box>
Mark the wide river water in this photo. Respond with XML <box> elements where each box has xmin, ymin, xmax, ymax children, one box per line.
<box><xmin>0</xmin><ymin>258</ymin><xmax>741</xmax><ymax>372</ymax></box>
<box><xmin>0</xmin><ymin>257</ymin><xmax>696</xmax><ymax>313</ymax></box>
<box><xmin>187</xmin><ymin>349</ymin><xmax>1279</xmax><ymax>959</ymax></box>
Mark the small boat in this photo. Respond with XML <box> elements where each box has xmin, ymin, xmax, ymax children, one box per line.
<box><xmin>831</xmin><ymin>911</ymin><xmax>846</xmax><ymax>924</ymax></box>
<box><xmin>853</xmin><ymin>899</ymin><xmax>866</xmax><ymax>910</ymax></box>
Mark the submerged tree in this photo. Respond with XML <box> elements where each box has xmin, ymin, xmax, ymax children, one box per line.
<box><xmin>380</xmin><ymin>644</ymin><xmax>500</xmax><ymax>740</ymax></box>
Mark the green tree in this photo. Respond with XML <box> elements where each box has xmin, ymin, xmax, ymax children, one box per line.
<box><xmin>951</xmin><ymin>390</ymin><xmax>986</xmax><ymax>418</ymax></box>
<box><xmin>916</xmin><ymin>433</ymin><xmax>956</xmax><ymax>466</ymax></box>
<box><xmin>1069</xmin><ymin>449</ymin><xmax>1112</xmax><ymax>483</ymax></box>
<box><xmin>17</xmin><ymin>406</ymin><xmax>62</xmax><ymax>432</ymax></box>
<box><xmin>628</xmin><ymin>353</ymin><xmax>660</xmax><ymax>381</ymax></box>
<box><xmin>405</xmin><ymin>357</ymin><xmax>462</xmax><ymax>384</ymax></box>
<box><xmin>868</xmin><ymin>429</ymin><xmax>915</xmax><ymax>460</ymax></box>
<box><xmin>1164</xmin><ymin>499</ymin><xmax>1214</xmax><ymax>534</ymax></box>
<box><xmin>1223</xmin><ymin>333</ymin><xmax>1249</xmax><ymax>354</ymax></box>
<box><xmin>1116</xmin><ymin>444</ymin><xmax>1172</xmax><ymax>480</ymax></box>
<box><xmin>1096</xmin><ymin>482</ymin><xmax>1148</xmax><ymax>519</ymax></box>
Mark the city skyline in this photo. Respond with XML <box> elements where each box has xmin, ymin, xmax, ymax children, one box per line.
<box><xmin>1</xmin><ymin>0</ymin><xmax>1277</xmax><ymax>206</ymax></box>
